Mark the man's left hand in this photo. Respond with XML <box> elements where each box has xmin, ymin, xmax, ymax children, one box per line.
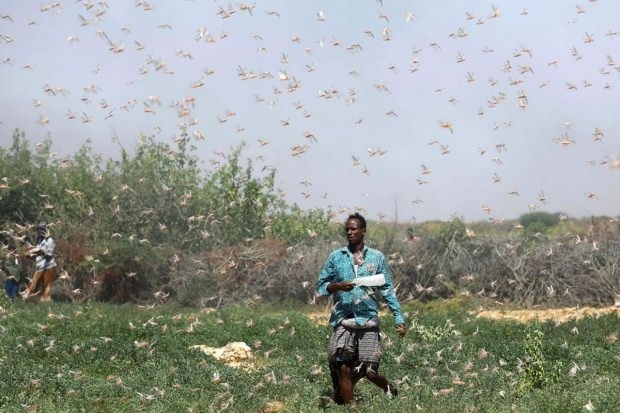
<box><xmin>27</xmin><ymin>247</ymin><xmax>41</xmax><ymax>257</ymax></box>
<box><xmin>395</xmin><ymin>324</ymin><xmax>406</xmax><ymax>339</ymax></box>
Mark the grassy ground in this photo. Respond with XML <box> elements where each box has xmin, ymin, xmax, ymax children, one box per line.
<box><xmin>1</xmin><ymin>296</ymin><xmax>619</xmax><ymax>413</ymax></box>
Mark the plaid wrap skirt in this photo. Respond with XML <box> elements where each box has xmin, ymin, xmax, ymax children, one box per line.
<box><xmin>328</xmin><ymin>320</ymin><xmax>382</xmax><ymax>366</ymax></box>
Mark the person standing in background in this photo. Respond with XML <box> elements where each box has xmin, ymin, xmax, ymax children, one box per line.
<box><xmin>2</xmin><ymin>250</ymin><xmax>21</xmax><ymax>299</ymax></box>
<box><xmin>22</xmin><ymin>222</ymin><xmax>57</xmax><ymax>302</ymax></box>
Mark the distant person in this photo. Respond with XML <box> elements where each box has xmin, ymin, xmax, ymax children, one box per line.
<box><xmin>2</xmin><ymin>250</ymin><xmax>21</xmax><ymax>299</ymax></box>
<box><xmin>404</xmin><ymin>226</ymin><xmax>420</xmax><ymax>243</ymax></box>
<box><xmin>22</xmin><ymin>222</ymin><xmax>57</xmax><ymax>301</ymax></box>
<box><xmin>316</xmin><ymin>212</ymin><xmax>406</xmax><ymax>405</ymax></box>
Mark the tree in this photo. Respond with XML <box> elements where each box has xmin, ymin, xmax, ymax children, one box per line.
<box><xmin>519</xmin><ymin>211</ymin><xmax>561</xmax><ymax>236</ymax></box>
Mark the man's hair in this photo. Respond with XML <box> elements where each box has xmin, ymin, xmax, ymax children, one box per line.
<box><xmin>346</xmin><ymin>212</ymin><xmax>366</xmax><ymax>229</ymax></box>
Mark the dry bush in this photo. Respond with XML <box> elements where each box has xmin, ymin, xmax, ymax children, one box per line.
<box><xmin>207</xmin><ymin>238</ymin><xmax>288</xmax><ymax>290</ymax></box>
<box><xmin>47</xmin><ymin>232</ymin><xmax>94</xmax><ymax>302</ymax></box>
<box><xmin>162</xmin><ymin>229</ymin><xmax>620</xmax><ymax>309</ymax></box>
<box><xmin>387</xmin><ymin>231</ymin><xmax>620</xmax><ymax>308</ymax></box>
<box><xmin>167</xmin><ymin>239</ymin><xmax>335</xmax><ymax>307</ymax></box>
<box><xmin>97</xmin><ymin>267</ymin><xmax>141</xmax><ymax>303</ymax></box>
<box><xmin>169</xmin><ymin>238</ymin><xmax>298</xmax><ymax>307</ymax></box>
<box><xmin>44</xmin><ymin>220</ymin><xmax>619</xmax><ymax>309</ymax></box>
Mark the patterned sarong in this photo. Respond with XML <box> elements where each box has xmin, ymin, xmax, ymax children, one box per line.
<box><xmin>328</xmin><ymin>318</ymin><xmax>382</xmax><ymax>366</ymax></box>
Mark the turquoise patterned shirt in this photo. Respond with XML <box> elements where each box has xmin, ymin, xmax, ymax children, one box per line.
<box><xmin>316</xmin><ymin>245</ymin><xmax>405</xmax><ymax>328</ymax></box>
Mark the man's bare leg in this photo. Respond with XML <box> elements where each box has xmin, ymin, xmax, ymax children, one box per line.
<box><xmin>328</xmin><ymin>358</ymin><xmax>343</xmax><ymax>404</ymax></box>
<box><xmin>366</xmin><ymin>368</ymin><xmax>397</xmax><ymax>396</ymax></box>
<box><xmin>22</xmin><ymin>270</ymin><xmax>43</xmax><ymax>299</ymax></box>
<box><xmin>39</xmin><ymin>267</ymin><xmax>56</xmax><ymax>301</ymax></box>
<box><xmin>339</xmin><ymin>364</ymin><xmax>355</xmax><ymax>404</ymax></box>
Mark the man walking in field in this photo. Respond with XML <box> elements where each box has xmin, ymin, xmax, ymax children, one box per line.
<box><xmin>316</xmin><ymin>212</ymin><xmax>406</xmax><ymax>405</ymax></box>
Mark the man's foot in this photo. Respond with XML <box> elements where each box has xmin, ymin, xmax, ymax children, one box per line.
<box><xmin>332</xmin><ymin>393</ymin><xmax>345</xmax><ymax>405</ymax></box>
<box><xmin>385</xmin><ymin>383</ymin><xmax>398</xmax><ymax>398</ymax></box>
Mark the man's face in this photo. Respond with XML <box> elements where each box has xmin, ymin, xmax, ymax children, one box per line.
<box><xmin>345</xmin><ymin>219</ymin><xmax>365</xmax><ymax>245</ymax></box>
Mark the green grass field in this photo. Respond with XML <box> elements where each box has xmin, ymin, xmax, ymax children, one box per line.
<box><xmin>1</xmin><ymin>296</ymin><xmax>618</xmax><ymax>413</ymax></box>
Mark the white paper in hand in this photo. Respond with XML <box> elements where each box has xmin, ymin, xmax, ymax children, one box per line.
<box><xmin>353</xmin><ymin>273</ymin><xmax>385</xmax><ymax>287</ymax></box>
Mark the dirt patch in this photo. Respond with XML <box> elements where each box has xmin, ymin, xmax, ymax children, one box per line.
<box><xmin>475</xmin><ymin>306</ymin><xmax>620</xmax><ymax>324</ymax></box>
<box><xmin>190</xmin><ymin>341</ymin><xmax>256</xmax><ymax>369</ymax></box>
<box><xmin>307</xmin><ymin>311</ymin><xmax>330</xmax><ymax>325</ymax></box>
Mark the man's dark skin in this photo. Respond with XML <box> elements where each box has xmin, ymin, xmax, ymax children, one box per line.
<box><xmin>327</xmin><ymin>217</ymin><xmax>405</xmax><ymax>404</ymax></box>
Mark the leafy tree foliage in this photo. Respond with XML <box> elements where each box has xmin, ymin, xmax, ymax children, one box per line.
<box><xmin>0</xmin><ymin>130</ymin><xmax>332</xmax><ymax>304</ymax></box>
<box><xmin>519</xmin><ymin>211</ymin><xmax>561</xmax><ymax>236</ymax></box>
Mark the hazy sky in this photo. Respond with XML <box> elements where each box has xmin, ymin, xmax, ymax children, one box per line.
<box><xmin>1</xmin><ymin>1</ymin><xmax>619</xmax><ymax>223</ymax></box>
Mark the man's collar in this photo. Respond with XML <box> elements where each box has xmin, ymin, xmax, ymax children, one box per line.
<box><xmin>340</xmin><ymin>245</ymin><xmax>367</xmax><ymax>253</ymax></box>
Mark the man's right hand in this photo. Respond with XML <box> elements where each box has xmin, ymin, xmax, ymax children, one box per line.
<box><xmin>328</xmin><ymin>282</ymin><xmax>355</xmax><ymax>293</ymax></box>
